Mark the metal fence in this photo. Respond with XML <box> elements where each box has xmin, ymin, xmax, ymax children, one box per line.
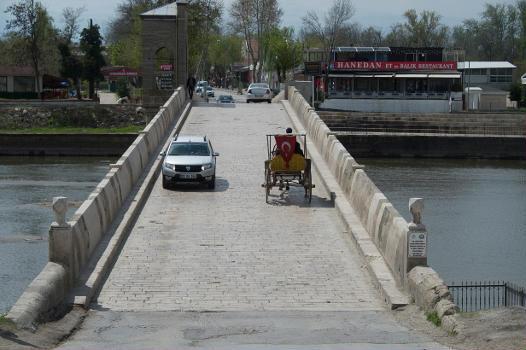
<box><xmin>448</xmin><ymin>281</ymin><xmax>526</xmax><ymax>312</ymax></box>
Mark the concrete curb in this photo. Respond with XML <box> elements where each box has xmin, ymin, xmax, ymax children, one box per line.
<box><xmin>280</xmin><ymin>100</ymin><xmax>409</xmax><ymax>309</ymax></box>
<box><xmin>70</xmin><ymin>101</ymin><xmax>192</xmax><ymax>308</ymax></box>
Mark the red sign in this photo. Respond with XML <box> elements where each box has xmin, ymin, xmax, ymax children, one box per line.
<box><xmin>160</xmin><ymin>64</ymin><xmax>173</xmax><ymax>71</ymax></box>
<box><xmin>333</xmin><ymin>61</ymin><xmax>457</xmax><ymax>70</ymax></box>
<box><xmin>104</xmin><ymin>68</ymin><xmax>142</xmax><ymax>77</ymax></box>
<box><xmin>275</xmin><ymin>135</ymin><xmax>297</xmax><ymax>168</ymax></box>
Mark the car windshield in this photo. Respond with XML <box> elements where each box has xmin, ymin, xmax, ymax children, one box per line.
<box><xmin>206</xmin><ymin>87</ymin><xmax>212</xmax><ymax>90</ymax></box>
<box><xmin>250</xmin><ymin>84</ymin><xmax>268</xmax><ymax>89</ymax></box>
<box><xmin>168</xmin><ymin>143</ymin><xmax>210</xmax><ymax>156</ymax></box>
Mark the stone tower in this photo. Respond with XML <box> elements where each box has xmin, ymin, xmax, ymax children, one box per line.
<box><xmin>140</xmin><ymin>1</ymin><xmax>188</xmax><ymax>115</ymax></box>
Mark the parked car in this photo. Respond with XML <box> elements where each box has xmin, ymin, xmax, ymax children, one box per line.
<box><xmin>246</xmin><ymin>83</ymin><xmax>272</xmax><ymax>103</ymax></box>
<box><xmin>196</xmin><ymin>81</ymin><xmax>207</xmax><ymax>93</ymax></box>
<box><xmin>217</xmin><ymin>95</ymin><xmax>234</xmax><ymax>103</ymax></box>
<box><xmin>161</xmin><ymin>135</ymin><xmax>219</xmax><ymax>189</ymax></box>
<box><xmin>206</xmin><ymin>86</ymin><xmax>215</xmax><ymax>97</ymax></box>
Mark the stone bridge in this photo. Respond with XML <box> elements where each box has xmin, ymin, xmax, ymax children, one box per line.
<box><xmin>7</xmin><ymin>87</ymin><xmax>457</xmax><ymax>349</ymax></box>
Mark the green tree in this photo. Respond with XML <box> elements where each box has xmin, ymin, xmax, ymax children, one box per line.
<box><xmin>265</xmin><ymin>27</ymin><xmax>301</xmax><ymax>83</ymax></box>
<box><xmin>80</xmin><ymin>20</ymin><xmax>105</xmax><ymax>99</ymax></box>
<box><xmin>4</xmin><ymin>0</ymin><xmax>57</xmax><ymax>98</ymax></box>
<box><xmin>188</xmin><ymin>0</ymin><xmax>223</xmax><ymax>79</ymax></box>
<box><xmin>208</xmin><ymin>34</ymin><xmax>243</xmax><ymax>87</ymax></box>
<box><xmin>115</xmin><ymin>79</ymin><xmax>130</xmax><ymax>98</ymax></box>
<box><xmin>58</xmin><ymin>42</ymin><xmax>82</xmax><ymax>99</ymax></box>
<box><xmin>230</xmin><ymin>0</ymin><xmax>283</xmax><ymax>82</ymax></box>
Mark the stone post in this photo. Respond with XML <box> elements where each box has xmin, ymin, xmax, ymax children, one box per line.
<box><xmin>49</xmin><ymin>197</ymin><xmax>73</xmax><ymax>269</ymax></box>
<box><xmin>407</xmin><ymin>198</ymin><xmax>428</xmax><ymax>273</ymax></box>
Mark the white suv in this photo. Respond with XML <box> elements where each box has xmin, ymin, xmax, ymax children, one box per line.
<box><xmin>161</xmin><ymin>135</ymin><xmax>219</xmax><ymax>189</ymax></box>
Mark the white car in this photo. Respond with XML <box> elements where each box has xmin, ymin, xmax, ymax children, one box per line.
<box><xmin>246</xmin><ymin>83</ymin><xmax>272</xmax><ymax>103</ymax></box>
<box><xmin>160</xmin><ymin>135</ymin><xmax>219</xmax><ymax>189</ymax></box>
<box><xmin>195</xmin><ymin>81</ymin><xmax>207</xmax><ymax>93</ymax></box>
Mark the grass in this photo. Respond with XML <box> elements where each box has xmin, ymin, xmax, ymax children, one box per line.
<box><xmin>425</xmin><ymin>311</ymin><xmax>442</xmax><ymax>327</ymax></box>
<box><xmin>0</xmin><ymin>314</ymin><xmax>15</xmax><ymax>331</ymax></box>
<box><xmin>0</xmin><ymin>126</ymin><xmax>144</xmax><ymax>134</ymax></box>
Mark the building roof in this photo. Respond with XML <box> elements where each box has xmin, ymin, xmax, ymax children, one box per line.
<box><xmin>0</xmin><ymin>65</ymin><xmax>34</xmax><ymax>75</ymax></box>
<box><xmin>141</xmin><ymin>2</ymin><xmax>178</xmax><ymax>17</ymax></box>
<box><xmin>334</xmin><ymin>47</ymin><xmax>391</xmax><ymax>52</ymax></box>
<box><xmin>457</xmin><ymin>61</ymin><xmax>516</xmax><ymax>69</ymax></box>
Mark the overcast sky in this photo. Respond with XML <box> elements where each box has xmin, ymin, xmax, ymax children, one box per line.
<box><xmin>0</xmin><ymin>0</ymin><xmax>519</xmax><ymax>39</ymax></box>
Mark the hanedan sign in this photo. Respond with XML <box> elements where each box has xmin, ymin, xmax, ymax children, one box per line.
<box><xmin>333</xmin><ymin>61</ymin><xmax>458</xmax><ymax>70</ymax></box>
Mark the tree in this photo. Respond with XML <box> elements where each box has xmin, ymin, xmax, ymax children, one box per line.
<box><xmin>58</xmin><ymin>42</ymin><xmax>82</xmax><ymax>99</ymax></box>
<box><xmin>188</xmin><ymin>0</ymin><xmax>223</xmax><ymax>79</ymax></box>
<box><xmin>265</xmin><ymin>27</ymin><xmax>301</xmax><ymax>83</ymax></box>
<box><xmin>80</xmin><ymin>20</ymin><xmax>105</xmax><ymax>99</ymax></box>
<box><xmin>401</xmin><ymin>9</ymin><xmax>449</xmax><ymax>47</ymax></box>
<box><xmin>230</xmin><ymin>0</ymin><xmax>283</xmax><ymax>82</ymax></box>
<box><xmin>61</xmin><ymin>7</ymin><xmax>85</xmax><ymax>43</ymax></box>
<box><xmin>4</xmin><ymin>0</ymin><xmax>56</xmax><ymax>98</ymax></box>
<box><xmin>301</xmin><ymin>0</ymin><xmax>355</xmax><ymax>67</ymax></box>
<box><xmin>208</xmin><ymin>34</ymin><xmax>243</xmax><ymax>87</ymax></box>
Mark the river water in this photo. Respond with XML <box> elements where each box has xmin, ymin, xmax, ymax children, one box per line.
<box><xmin>357</xmin><ymin>158</ymin><xmax>526</xmax><ymax>288</ymax></box>
<box><xmin>0</xmin><ymin>156</ymin><xmax>116</xmax><ymax>313</ymax></box>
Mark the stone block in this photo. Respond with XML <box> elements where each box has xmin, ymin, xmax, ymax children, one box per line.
<box><xmin>435</xmin><ymin>299</ymin><xmax>459</xmax><ymax>318</ymax></box>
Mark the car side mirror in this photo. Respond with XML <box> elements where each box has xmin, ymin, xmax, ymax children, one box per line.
<box><xmin>213</xmin><ymin>152</ymin><xmax>220</xmax><ymax>157</ymax></box>
<box><xmin>160</xmin><ymin>151</ymin><xmax>166</xmax><ymax>156</ymax></box>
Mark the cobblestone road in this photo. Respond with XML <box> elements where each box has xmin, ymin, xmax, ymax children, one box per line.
<box><xmin>95</xmin><ymin>102</ymin><xmax>384</xmax><ymax>312</ymax></box>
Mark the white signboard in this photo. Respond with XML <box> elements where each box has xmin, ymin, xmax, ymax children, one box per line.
<box><xmin>408</xmin><ymin>232</ymin><xmax>427</xmax><ymax>258</ymax></box>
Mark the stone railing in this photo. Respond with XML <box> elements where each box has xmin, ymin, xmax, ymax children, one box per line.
<box><xmin>8</xmin><ymin>88</ymin><xmax>187</xmax><ymax>328</ymax></box>
<box><xmin>286</xmin><ymin>86</ymin><xmax>460</xmax><ymax>332</ymax></box>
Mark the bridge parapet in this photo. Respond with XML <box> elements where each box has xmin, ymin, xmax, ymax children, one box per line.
<box><xmin>286</xmin><ymin>86</ymin><xmax>459</xmax><ymax>330</ymax></box>
<box><xmin>8</xmin><ymin>88</ymin><xmax>187</xmax><ymax>328</ymax></box>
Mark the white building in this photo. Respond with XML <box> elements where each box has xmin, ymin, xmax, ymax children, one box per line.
<box><xmin>457</xmin><ymin>61</ymin><xmax>517</xmax><ymax>110</ymax></box>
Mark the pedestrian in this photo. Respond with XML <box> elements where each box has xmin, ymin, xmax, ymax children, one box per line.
<box><xmin>187</xmin><ymin>75</ymin><xmax>196</xmax><ymax>99</ymax></box>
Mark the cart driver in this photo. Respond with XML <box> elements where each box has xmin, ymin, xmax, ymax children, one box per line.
<box><xmin>286</xmin><ymin>127</ymin><xmax>304</xmax><ymax>156</ymax></box>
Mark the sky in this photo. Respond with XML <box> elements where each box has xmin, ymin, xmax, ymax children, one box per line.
<box><xmin>0</xmin><ymin>0</ymin><xmax>519</xmax><ymax>40</ymax></box>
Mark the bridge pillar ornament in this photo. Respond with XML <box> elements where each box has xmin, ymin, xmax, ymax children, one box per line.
<box><xmin>49</xmin><ymin>197</ymin><xmax>73</xmax><ymax>271</ymax></box>
<box><xmin>407</xmin><ymin>198</ymin><xmax>428</xmax><ymax>273</ymax></box>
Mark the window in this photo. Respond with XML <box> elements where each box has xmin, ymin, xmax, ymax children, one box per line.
<box><xmin>354</xmin><ymin>78</ymin><xmax>371</xmax><ymax>91</ymax></box>
<box><xmin>0</xmin><ymin>76</ymin><xmax>6</xmax><ymax>92</ymax></box>
<box><xmin>168</xmin><ymin>143</ymin><xmax>210</xmax><ymax>156</ymax></box>
<box><xmin>13</xmin><ymin>76</ymin><xmax>35</xmax><ymax>92</ymax></box>
<box><xmin>379</xmin><ymin>78</ymin><xmax>396</xmax><ymax>92</ymax></box>
<box><xmin>489</xmin><ymin>68</ymin><xmax>512</xmax><ymax>83</ymax></box>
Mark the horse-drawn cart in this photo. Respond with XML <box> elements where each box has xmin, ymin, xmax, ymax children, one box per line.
<box><xmin>262</xmin><ymin>133</ymin><xmax>314</xmax><ymax>203</ymax></box>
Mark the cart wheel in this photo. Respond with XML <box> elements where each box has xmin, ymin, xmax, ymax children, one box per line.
<box><xmin>264</xmin><ymin>161</ymin><xmax>271</xmax><ymax>203</ymax></box>
<box><xmin>305</xmin><ymin>160</ymin><xmax>312</xmax><ymax>203</ymax></box>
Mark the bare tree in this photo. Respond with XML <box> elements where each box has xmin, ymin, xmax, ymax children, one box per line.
<box><xmin>301</xmin><ymin>0</ymin><xmax>355</xmax><ymax>66</ymax></box>
<box><xmin>61</xmin><ymin>6</ymin><xmax>85</xmax><ymax>43</ymax></box>
<box><xmin>402</xmin><ymin>9</ymin><xmax>449</xmax><ymax>47</ymax></box>
<box><xmin>230</xmin><ymin>0</ymin><xmax>282</xmax><ymax>82</ymax></box>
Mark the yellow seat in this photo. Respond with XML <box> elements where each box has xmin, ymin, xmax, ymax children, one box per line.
<box><xmin>269</xmin><ymin>154</ymin><xmax>306</xmax><ymax>171</ymax></box>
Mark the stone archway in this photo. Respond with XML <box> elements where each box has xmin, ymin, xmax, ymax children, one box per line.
<box><xmin>140</xmin><ymin>1</ymin><xmax>188</xmax><ymax>114</ymax></box>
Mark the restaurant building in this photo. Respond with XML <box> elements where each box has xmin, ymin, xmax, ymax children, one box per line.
<box><xmin>305</xmin><ymin>47</ymin><xmax>463</xmax><ymax>113</ymax></box>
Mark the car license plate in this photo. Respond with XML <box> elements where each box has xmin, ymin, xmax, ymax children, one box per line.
<box><xmin>182</xmin><ymin>174</ymin><xmax>196</xmax><ymax>179</ymax></box>
<box><xmin>256</xmin><ymin>94</ymin><xmax>263</xmax><ymax>98</ymax></box>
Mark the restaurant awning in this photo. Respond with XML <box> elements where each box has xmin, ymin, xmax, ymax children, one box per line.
<box><xmin>395</xmin><ymin>74</ymin><xmax>428</xmax><ymax>78</ymax></box>
<box><xmin>428</xmin><ymin>74</ymin><xmax>461</xmax><ymax>78</ymax></box>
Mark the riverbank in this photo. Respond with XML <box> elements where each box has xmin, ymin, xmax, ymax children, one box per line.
<box><xmin>0</xmin><ymin>104</ymin><xmax>144</xmax><ymax>156</ymax></box>
<box><xmin>0</xmin><ymin>104</ymin><xmax>144</xmax><ymax>130</ymax></box>
<box><xmin>0</xmin><ymin>133</ymin><xmax>137</xmax><ymax>156</ymax></box>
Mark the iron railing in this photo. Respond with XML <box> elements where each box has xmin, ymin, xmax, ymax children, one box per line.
<box><xmin>447</xmin><ymin>281</ymin><xmax>526</xmax><ymax>312</ymax></box>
